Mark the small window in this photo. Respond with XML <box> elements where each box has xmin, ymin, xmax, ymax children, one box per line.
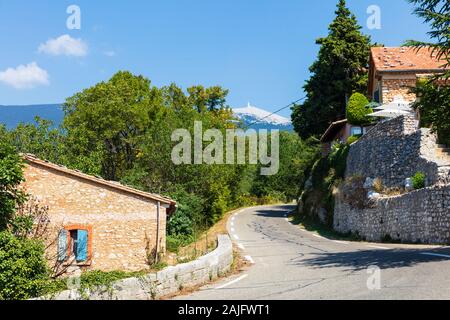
<box><xmin>350</xmin><ymin>127</ymin><xmax>362</xmax><ymax>136</ymax></box>
<box><xmin>57</xmin><ymin>226</ymin><xmax>91</xmax><ymax>264</ymax></box>
<box><xmin>69</xmin><ymin>230</ymin><xmax>78</xmax><ymax>258</ymax></box>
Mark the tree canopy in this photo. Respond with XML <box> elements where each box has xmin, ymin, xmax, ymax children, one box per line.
<box><xmin>291</xmin><ymin>0</ymin><xmax>371</xmax><ymax>139</ymax></box>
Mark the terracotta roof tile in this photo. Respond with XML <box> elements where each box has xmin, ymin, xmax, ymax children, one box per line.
<box><xmin>371</xmin><ymin>47</ymin><xmax>448</xmax><ymax>72</ymax></box>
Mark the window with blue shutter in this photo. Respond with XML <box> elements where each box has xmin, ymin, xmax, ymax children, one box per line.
<box><xmin>57</xmin><ymin>230</ymin><xmax>68</xmax><ymax>262</ymax></box>
<box><xmin>76</xmin><ymin>230</ymin><xmax>88</xmax><ymax>262</ymax></box>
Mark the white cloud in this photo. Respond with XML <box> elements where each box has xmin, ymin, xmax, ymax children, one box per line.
<box><xmin>38</xmin><ymin>34</ymin><xmax>88</xmax><ymax>57</ymax></box>
<box><xmin>0</xmin><ymin>62</ymin><xmax>49</xmax><ymax>89</ymax></box>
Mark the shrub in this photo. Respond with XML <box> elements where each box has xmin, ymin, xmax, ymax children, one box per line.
<box><xmin>346</xmin><ymin>93</ymin><xmax>372</xmax><ymax>125</ymax></box>
<box><xmin>0</xmin><ymin>231</ymin><xmax>50</xmax><ymax>300</ymax></box>
<box><xmin>167</xmin><ymin>189</ymin><xmax>204</xmax><ymax>237</ymax></box>
<box><xmin>412</xmin><ymin>172</ymin><xmax>426</xmax><ymax>190</ymax></box>
<box><xmin>346</xmin><ymin>135</ymin><xmax>360</xmax><ymax>145</ymax></box>
<box><xmin>373</xmin><ymin>178</ymin><xmax>384</xmax><ymax>193</ymax></box>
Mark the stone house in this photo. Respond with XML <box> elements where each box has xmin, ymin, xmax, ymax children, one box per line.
<box><xmin>320</xmin><ymin>119</ymin><xmax>373</xmax><ymax>157</ymax></box>
<box><xmin>21</xmin><ymin>154</ymin><xmax>176</xmax><ymax>275</ymax></box>
<box><xmin>368</xmin><ymin>46</ymin><xmax>447</xmax><ymax>104</ymax></box>
<box><xmin>321</xmin><ymin>46</ymin><xmax>447</xmax><ymax>156</ymax></box>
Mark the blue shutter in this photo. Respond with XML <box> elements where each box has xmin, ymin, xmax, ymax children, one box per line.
<box><xmin>57</xmin><ymin>230</ymin><xmax>68</xmax><ymax>262</ymax></box>
<box><xmin>77</xmin><ymin>230</ymin><xmax>88</xmax><ymax>262</ymax></box>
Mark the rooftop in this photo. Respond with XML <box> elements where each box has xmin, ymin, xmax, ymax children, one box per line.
<box><xmin>23</xmin><ymin>154</ymin><xmax>176</xmax><ymax>207</ymax></box>
<box><xmin>371</xmin><ymin>47</ymin><xmax>448</xmax><ymax>73</ymax></box>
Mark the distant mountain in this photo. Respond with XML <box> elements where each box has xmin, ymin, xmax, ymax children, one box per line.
<box><xmin>0</xmin><ymin>104</ymin><xmax>64</xmax><ymax>129</ymax></box>
<box><xmin>233</xmin><ymin>104</ymin><xmax>293</xmax><ymax>131</ymax></box>
<box><xmin>0</xmin><ymin>103</ymin><xmax>294</xmax><ymax>132</ymax></box>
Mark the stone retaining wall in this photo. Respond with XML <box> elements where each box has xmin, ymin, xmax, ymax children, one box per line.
<box><xmin>334</xmin><ymin>185</ymin><xmax>450</xmax><ymax>244</ymax></box>
<box><xmin>346</xmin><ymin>115</ymin><xmax>449</xmax><ymax>188</ymax></box>
<box><xmin>40</xmin><ymin>235</ymin><xmax>233</xmax><ymax>300</ymax></box>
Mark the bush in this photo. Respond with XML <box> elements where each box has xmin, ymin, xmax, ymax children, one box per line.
<box><xmin>167</xmin><ymin>190</ymin><xmax>204</xmax><ymax>237</ymax></box>
<box><xmin>0</xmin><ymin>232</ymin><xmax>49</xmax><ymax>300</ymax></box>
<box><xmin>346</xmin><ymin>93</ymin><xmax>372</xmax><ymax>125</ymax></box>
<box><xmin>346</xmin><ymin>135</ymin><xmax>360</xmax><ymax>145</ymax></box>
<box><xmin>412</xmin><ymin>172</ymin><xmax>426</xmax><ymax>190</ymax></box>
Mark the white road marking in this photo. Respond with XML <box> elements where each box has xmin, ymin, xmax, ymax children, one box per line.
<box><xmin>215</xmin><ymin>274</ymin><xmax>248</xmax><ymax>290</ymax></box>
<box><xmin>230</xmin><ymin>221</ymin><xmax>234</xmax><ymax>227</ymax></box>
<box><xmin>244</xmin><ymin>255</ymin><xmax>255</xmax><ymax>264</ymax></box>
<box><xmin>333</xmin><ymin>240</ymin><xmax>349</xmax><ymax>245</ymax></box>
<box><xmin>237</xmin><ymin>243</ymin><xmax>245</xmax><ymax>250</ymax></box>
<box><xmin>233</xmin><ymin>234</ymin><xmax>239</xmax><ymax>240</ymax></box>
<box><xmin>231</xmin><ymin>217</ymin><xmax>235</xmax><ymax>222</ymax></box>
<box><xmin>284</xmin><ymin>218</ymin><xmax>289</xmax><ymax>222</ymax></box>
<box><xmin>368</xmin><ymin>245</ymin><xmax>390</xmax><ymax>250</ymax></box>
<box><xmin>312</xmin><ymin>234</ymin><xmax>324</xmax><ymax>239</ymax></box>
<box><xmin>231</xmin><ymin>227</ymin><xmax>235</xmax><ymax>233</ymax></box>
<box><xmin>421</xmin><ymin>252</ymin><xmax>450</xmax><ymax>259</ymax></box>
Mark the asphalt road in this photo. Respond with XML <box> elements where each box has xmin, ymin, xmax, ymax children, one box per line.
<box><xmin>175</xmin><ymin>205</ymin><xmax>450</xmax><ymax>300</ymax></box>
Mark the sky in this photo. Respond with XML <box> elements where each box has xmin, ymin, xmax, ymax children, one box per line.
<box><xmin>0</xmin><ymin>0</ymin><xmax>432</xmax><ymax>117</ymax></box>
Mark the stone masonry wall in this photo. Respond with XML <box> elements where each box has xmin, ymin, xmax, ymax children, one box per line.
<box><xmin>335</xmin><ymin>115</ymin><xmax>450</xmax><ymax>244</ymax></box>
<box><xmin>346</xmin><ymin>114</ymin><xmax>450</xmax><ymax>188</ymax></box>
<box><xmin>38</xmin><ymin>235</ymin><xmax>233</xmax><ymax>300</ymax></box>
<box><xmin>382</xmin><ymin>77</ymin><xmax>417</xmax><ymax>104</ymax></box>
<box><xmin>334</xmin><ymin>185</ymin><xmax>450</xmax><ymax>244</ymax></box>
<box><xmin>23</xmin><ymin>162</ymin><xmax>167</xmax><ymax>273</ymax></box>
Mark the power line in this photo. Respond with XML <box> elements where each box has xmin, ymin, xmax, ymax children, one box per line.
<box><xmin>245</xmin><ymin>96</ymin><xmax>307</xmax><ymax>129</ymax></box>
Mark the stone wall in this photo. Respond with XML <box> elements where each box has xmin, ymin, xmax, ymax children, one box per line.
<box><xmin>335</xmin><ymin>114</ymin><xmax>450</xmax><ymax>244</ymax></box>
<box><xmin>346</xmin><ymin>115</ymin><xmax>450</xmax><ymax>188</ymax></box>
<box><xmin>38</xmin><ymin>235</ymin><xmax>233</xmax><ymax>300</ymax></box>
<box><xmin>381</xmin><ymin>76</ymin><xmax>417</xmax><ymax>103</ymax></box>
<box><xmin>23</xmin><ymin>162</ymin><xmax>167</xmax><ymax>273</ymax></box>
<box><xmin>334</xmin><ymin>185</ymin><xmax>450</xmax><ymax>244</ymax></box>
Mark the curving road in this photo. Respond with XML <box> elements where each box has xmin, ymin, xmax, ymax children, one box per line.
<box><xmin>176</xmin><ymin>205</ymin><xmax>450</xmax><ymax>300</ymax></box>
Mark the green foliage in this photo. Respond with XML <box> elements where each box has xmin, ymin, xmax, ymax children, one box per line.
<box><xmin>408</xmin><ymin>1</ymin><xmax>450</xmax><ymax>145</ymax></box>
<box><xmin>251</xmin><ymin>133</ymin><xmax>320</xmax><ymax>201</ymax></box>
<box><xmin>0</xmin><ymin>142</ymin><xmax>26</xmax><ymax>231</ymax></box>
<box><xmin>166</xmin><ymin>234</ymin><xmax>195</xmax><ymax>253</ymax></box>
<box><xmin>78</xmin><ymin>270</ymin><xmax>146</xmax><ymax>292</ymax></box>
<box><xmin>413</xmin><ymin>80</ymin><xmax>450</xmax><ymax>146</ymax></box>
<box><xmin>0</xmin><ymin>231</ymin><xmax>50</xmax><ymax>300</ymax></box>
<box><xmin>346</xmin><ymin>93</ymin><xmax>372</xmax><ymax>125</ymax></box>
<box><xmin>292</xmin><ymin>0</ymin><xmax>372</xmax><ymax>138</ymax></box>
<box><xmin>412</xmin><ymin>172</ymin><xmax>426</xmax><ymax>190</ymax></box>
<box><xmin>346</xmin><ymin>135</ymin><xmax>360</xmax><ymax>145</ymax></box>
<box><xmin>299</xmin><ymin>143</ymin><xmax>349</xmax><ymax>226</ymax></box>
<box><xmin>406</xmin><ymin>0</ymin><xmax>450</xmax><ymax>71</ymax></box>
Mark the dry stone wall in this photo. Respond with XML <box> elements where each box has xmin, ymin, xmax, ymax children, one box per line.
<box><xmin>346</xmin><ymin>115</ymin><xmax>449</xmax><ymax>188</ymax></box>
<box><xmin>335</xmin><ymin>115</ymin><xmax>450</xmax><ymax>244</ymax></box>
<box><xmin>334</xmin><ymin>185</ymin><xmax>450</xmax><ymax>244</ymax></box>
<box><xmin>38</xmin><ymin>235</ymin><xmax>233</xmax><ymax>300</ymax></box>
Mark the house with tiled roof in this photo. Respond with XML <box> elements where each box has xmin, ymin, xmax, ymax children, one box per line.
<box><xmin>321</xmin><ymin>46</ymin><xmax>448</xmax><ymax>156</ymax></box>
<box><xmin>368</xmin><ymin>46</ymin><xmax>448</xmax><ymax>104</ymax></box>
<box><xmin>21</xmin><ymin>154</ymin><xmax>176</xmax><ymax>275</ymax></box>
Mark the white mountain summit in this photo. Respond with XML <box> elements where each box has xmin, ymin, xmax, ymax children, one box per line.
<box><xmin>232</xmin><ymin>103</ymin><xmax>293</xmax><ymax>130</ymax></box>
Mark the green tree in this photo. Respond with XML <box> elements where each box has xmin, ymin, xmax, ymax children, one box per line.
<box><xmin>346</xmin><ymin>92</ymin><xmax>372</xmax><ymax>125</ymax></box>
<box><xmin>0</xmin><ymin>142</ymin><xmax>26</xmax><ymax>231</ymax></box>
<box><xmin>292</xmin><ymin>0</ymin><xmax>371</xmax><ymax>139</ymax></box>
<box><xmin>407</xmin><ymin>0</ymin><xmax>450</xmax><ymax>145</ymax></box>
<box><xmin>62</xmin><ymin>71</ymin><xmax>166</xmax><ymax>180</ymax></box>
<box><xmin>0</xmin><ymin>231</ymin><xmax>50</xmax><ymax>300</ymax></box>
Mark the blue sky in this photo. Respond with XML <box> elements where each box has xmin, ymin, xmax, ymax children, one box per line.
<box><xmin>0</xmin><ymin>0</ymin><xmax>431</xmax><ymax>117</ymax></box>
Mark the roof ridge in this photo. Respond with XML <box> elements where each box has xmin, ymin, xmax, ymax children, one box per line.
<box><xmin>22</xmin><ymin>153</ymin><xmax>175</xmax><ymax>205</ymax></box>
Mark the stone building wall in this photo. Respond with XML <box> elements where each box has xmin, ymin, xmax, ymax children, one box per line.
<box><xmin>346</xmin><ymin>114</ymin><xmax>450</xmax><ymax>188</ymax></box>
<box><xmin>335</xmin><ymin>115</ymin><xmax>450</xmax><ymax>244</ymax></box>
<box><xmin>23</xmin><ymin>162</ymin><xmax>167</xmax><ymax>273</ymax></box>
<box><xmin>334</xmin><ymin>185</ymin><xmax>450</xmax><ymax>244</ymax></box>
<box><xmin>381</xmin><ymin>76</ymin><xmax>417</xmax><ymax>103</ymax></box>
<box><xmin>37</xmin><ymin>235</ymin><xmax>233</xmax><ymax>300</ymax></box>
